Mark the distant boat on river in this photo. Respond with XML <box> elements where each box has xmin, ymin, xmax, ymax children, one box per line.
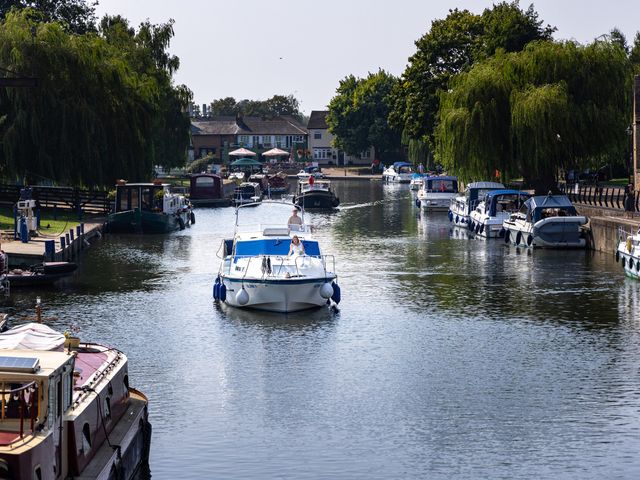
<box><xmin>107</xmin><ymin>181</ymin><xmax>194</xmax><ymax>233</ymax></box>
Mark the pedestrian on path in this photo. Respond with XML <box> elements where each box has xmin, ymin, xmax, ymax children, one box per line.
<box><xmin>624</xmin><ymin>184</ymin><xmax>635</xmax><ymax>218</ymax></box>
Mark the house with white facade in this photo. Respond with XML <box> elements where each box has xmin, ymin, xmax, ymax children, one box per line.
<box><xmin>307</xmin><ymin>111</ymin><xmax>375</xmax><ymax>166</ymax></box>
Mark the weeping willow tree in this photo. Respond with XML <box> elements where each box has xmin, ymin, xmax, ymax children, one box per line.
<box><xmin>437</xmin><ymin>59</ymin><xmax>512</xmax><ymax>184</ymax></box>
<box><xmin>437</xmin><ymin>39</ymin><xmax>631</xmax><ymax>192</ymax></box>
<box><xmin>0</xmin><ymin>10</ymin><xmax>191</xmax><ymax>187</ymax></box>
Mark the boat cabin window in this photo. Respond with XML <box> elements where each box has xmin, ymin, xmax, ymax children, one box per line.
<box><xmin>428</xmin><ymin>179</ymin><xmax>457</xmax><ymax>193</ymax></box>
<box><xmin>234</xmin><ymin>239</ymin><xmax>320</xmax><ymax>257</ymax></box>
<box><xmin>0</xmin><ymin>381</ymin><xmax>39</xmax><ymax>423</ymax></box>
<box><xmin>196</xmin><ymin>176</ymin><xmax>215</xmax><ymax>187</ymax></box>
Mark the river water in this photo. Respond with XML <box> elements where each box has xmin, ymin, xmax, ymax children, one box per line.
<box><xmin>7</xmin><ymin>180</ymin><xmax>640</xmax><ymax>479</ymax></box>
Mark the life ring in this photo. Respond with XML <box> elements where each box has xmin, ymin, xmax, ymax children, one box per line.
<box><xmin>515</xmin><ymin>232</ymin><xmax>522</xmax><ymax>245</ymax></box>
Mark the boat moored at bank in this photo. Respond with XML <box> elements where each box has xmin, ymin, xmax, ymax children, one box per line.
<box><xmin>0</xmin><ymin>322</ymin><xmax>151</xmax><ymax>480</ymax></box>
<box><xmin>107</xmin><ymin>181</ymin><xmax>193</xmax><ymax>233</ymax></box>
<box><xmin>468</xmin><ymin>190</ymin><xmax>530</xmax><ymax>238</ymax></box>
<box><xmin>214</xmin><ymin>202</ymin><xmax>340</xmax><ymax>313</ymax></box>
<box><xmin>382</xmin><ymin>162</ymin><xmax>413</xmax><ymax>183</ymax></box>
<box><xmin>616</xmin><ymin>227</ymin><xmax>640</xmax><ymax>279</ymax></box>
<box><xmin>416</xmin><ymin>176</ymin><xmax>458</xmax><ymax>211</ymax></box>
<box><xmin>503</xmin><ymin>194</ymin><xmax>587</xmax><ymax>248</ymax></box>
<box><xmin>233</xmin><ymin>182</ymin><xmax>262</xmax><ymax>206</ymax></box>
<box><xmin>448</xmin><ymin>181</ymin><xmax>505</xmax><ymax>226</ymax></box>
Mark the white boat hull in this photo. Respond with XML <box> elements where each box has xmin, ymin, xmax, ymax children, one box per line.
<box><xmin>503</xmin><ymin>217</ymin><xmax>587</xmax><ymax>248</ymax></box>
<box><xmin>617</xmin><ymin>234</ymin><xmax>640</xmax><ymax>279</ymax></box>
<box><xmin>221</xmin><ymin>276</ymin><xmax>336</xmax><ymax>313</ymax></box>
<box><xmin>417</xmin><ymin>192</ymin><xmax>457</xmax><ymax>211</ymax></box>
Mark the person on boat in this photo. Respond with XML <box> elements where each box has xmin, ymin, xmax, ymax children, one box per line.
<box><xmin>288</xmin><ymin>235</ymin><xmax>305</xmax><ymax>257</ymax></box>
<box><xmin>288</xmin><ymin>209</ymin><xmax>303</xmax><ymax>228</ymax></box>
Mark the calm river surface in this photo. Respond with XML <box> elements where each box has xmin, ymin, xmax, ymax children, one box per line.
<box><xmin>7</xmin><ymin>180</ymin><xmax>640</xmax><ymax>479</ymax></box>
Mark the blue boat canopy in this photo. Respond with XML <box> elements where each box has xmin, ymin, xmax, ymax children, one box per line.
<box><xmin>393</xmin><ymin>162</ymin><xmax>412</xmax><ymax>169</ymax></box>
<box><xmin>234</xmin><ymin>239</ymin><xmax>321</xmax><ymax>257</ymax></box>
<box><xmin>483</xmin><ymin>190</ymin><xmax>530</xmax><ymax>216</ymax></box>
<box><xmin>525</xmin><ymin>195</ymin><xmax>577</xmax><ymax>222</ymax></box>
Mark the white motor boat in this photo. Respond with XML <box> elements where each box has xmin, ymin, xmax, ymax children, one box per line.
<box><xmin>416</xmin><ymin>176</ymin><xmax>458</xmax><ymax>211</ymax></box>
<box><xmin>448</xmin><ymin>181</ymin><xmax>505</xmax><ymax>226</ymax></box>
<box><xmin>409</xmin><ymin>174</ymin><xmax>424</xmax><ymax>191</ymax></box>
<box><xmin>503</xmin><ymin>194</ymin><xmax>587</xmax><ymax>248</ymax></box>
<box><xmin>468</xmin><ymin>189</ymin><xmax>530</xmax><ymax>238</ymax></box>
<box><xmin>616</xmin><ymin>227</ymin><xmax>640</xmax><ymax>279</ymax></box>
<box><xmin>233</xmin><ymin>182</ymin><xmax>262</xmax><ymax>206</ymax></box>
<box><xmin>382</xmin><ymin>162</ymin><xmax>413</xmax><ymax>183</ymax></box>
<box><xmin>214</xmin><ymin>201</ymin><xmax>340</xmax><ymax>313</ymax></box>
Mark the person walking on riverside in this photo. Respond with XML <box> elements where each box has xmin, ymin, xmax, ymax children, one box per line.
<box><xmin>624</xmin><ymin>184</ymin><xmax>635</xmax><ymax>218</ymax></box>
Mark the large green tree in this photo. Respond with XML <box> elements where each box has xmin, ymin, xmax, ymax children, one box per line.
<box><xmin>207</xmin><ymin>94</ymin><xmax>302</xmax><ymax>121</ymax></box>
<box><xmin>327</xmin><ymin>70</ymin><xmax>401</xmax><ymax>161</ymax></box>
<box><xmin>437</xmin><ymin>40</ymin><xmax>631</xmax><ymax>192</ymax></box>
<box><xmin>0</xmin><ymin>0</ymin><xmax>97</xmax><ymax>33</ymax></box>
<box><xmin>0</xmin><ymin>10</ymin><xmax>191</xmax><ymax>187</ymax></box>
<box><xmin>389</xmin><ymin>1</ymin><xmax>554</xmax><ymax>148</ymax></box>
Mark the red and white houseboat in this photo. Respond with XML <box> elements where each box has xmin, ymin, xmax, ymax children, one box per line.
<box><xmin>0</xmin><ymin>323</ymin><xmax>151</xmax><ymax>479</ymax></box>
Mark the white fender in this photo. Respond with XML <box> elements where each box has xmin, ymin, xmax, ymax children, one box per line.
<box><xmin>236</xmin><ymin>288</ymin><xmax>249</xmax><ymax>306</ymax></box>
<box><xmin>320</xmin><ymin>282</ymin><xmax>334</xmax><ymax>299</ymax></box>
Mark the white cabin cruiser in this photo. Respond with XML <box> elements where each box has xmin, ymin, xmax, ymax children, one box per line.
<box><xmin>214</xmin><ymin>202</ymin><xmax>340</xmax><ymax>313</ymax></box>
<box><xmin>448</xmin><ymin>181</ymin><xmax>505</xmax><ymax>226</ymax></box>
<box><xmin>416</xmin><ymin>176</ymin><xmax>458</xmax><ymax>211</ymax></box>
<box><xmin>409</xmin><ymin>173</ymin><xmax>424</xmax><ymax>191</ymax></box>
<box><xmin>616</xmin><ymin>227</ymin><xmax>640</xmax><ymax>279</ymax></box>
<box><xmin>469</xmin><ymin>190</ymin><xmax>530</xmax><ymax>238</ymax></box>
<box><xmin>382</xmin><ymin>162</ymin><xmax>413</xmax><ymax>183</ymax></box>
<box><xmin>503</xmin><ymin>194</ymin><xmax>587</xmax><ymax>248</ymax></box>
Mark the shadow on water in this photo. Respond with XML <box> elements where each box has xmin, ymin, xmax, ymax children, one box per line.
<box><xmin>214</xmin><ymin>301</ymin><xmax>340</xmax><ymax>332</ymax></box>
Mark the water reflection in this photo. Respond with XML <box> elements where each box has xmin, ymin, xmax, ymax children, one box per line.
<box><xmin>4</xmin><ymin>179</ymin><xmax>640</xmax><ymax>479</ymax></box>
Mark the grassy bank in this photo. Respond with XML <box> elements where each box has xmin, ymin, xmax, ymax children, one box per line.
<box><xmin>0</xmin><ymin>207</ymin><xmax>101</xmax><ymax>236</ymax></box>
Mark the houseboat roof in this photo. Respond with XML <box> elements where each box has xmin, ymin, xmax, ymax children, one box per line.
<box><xmin>393</xmin><ymin>162</ymin><xmax>412</xmax><ymax>169</ymax></box>
<box><xmin>115</xmin><ymin>182</ymin><xmax>168</xmax><ymax>187</ymax></box>
<box><xmin>0</xmin><ymin>349</ymin><xmax>71</xmax><ymax>378</ymax></box>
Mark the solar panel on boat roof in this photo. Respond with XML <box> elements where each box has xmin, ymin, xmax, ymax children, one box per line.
<box><xmin>0</xmin><ymin>356</ymin><xmax>40</xmax><ymax>373</ymax></box>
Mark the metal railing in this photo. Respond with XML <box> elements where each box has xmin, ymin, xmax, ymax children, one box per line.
<box><xmin>560</xmin><ymin>184</ymin><xmax>635</xmax><ymax>211</ymax></box>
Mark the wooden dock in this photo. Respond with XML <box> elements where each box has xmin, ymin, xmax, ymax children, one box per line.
<box><xmin>1</xmin><ymin>221</ymin><xmax>104</xmax><ymax>267</ymax></box>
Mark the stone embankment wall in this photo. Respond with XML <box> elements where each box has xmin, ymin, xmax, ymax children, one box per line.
<box><xmin>575</xmin><ymin>205</ymin><xmax>638</xmax><ymax>253</ymax></box>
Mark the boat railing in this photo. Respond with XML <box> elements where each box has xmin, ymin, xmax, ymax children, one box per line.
<box><xmin>0</xmin><ymin>380</ymin><xmax>39</xmax><ymax>437</ymax></box>
<box><xmin>618</xmin><ymin>226</ymin><xmax>635</xmax><ymax>242</ymax></box>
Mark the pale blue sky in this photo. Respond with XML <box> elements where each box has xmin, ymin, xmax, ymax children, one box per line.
<box><xmin>94</xmin><ymin>0</ymin><xmax>639</xmax><ymax>113</ymax></box>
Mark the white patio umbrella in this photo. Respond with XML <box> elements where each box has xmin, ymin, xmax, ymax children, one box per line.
<box><xmin>262</xmin><ymin>147</ymin><xmax>290</xmax><ymax>157</ymax></box>
<box><xmin>229</xmin><ymin>147</ymin><xmax>256</xmax><ymax>157</ymax></box>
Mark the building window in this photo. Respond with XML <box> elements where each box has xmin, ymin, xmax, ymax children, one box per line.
<box><xmin>314</xmin><ymin>132</ymin><xmax>322</xmax><ymax>139</ymax></box>
<box><xmin>238</xmin><ymin>135</ymin><xmax>250</xmax><ymax>145</ymax></box>
<box><xmin>292</xmin><ymin>135</ymin><xmax>305</xmax><ymax>143</ymax></box>
<box><xmin>361</xmin><ymin>149</ymin><xmax>371</xmax><ymax>159</ymax></box>
<box><xmin>313</xmin><ymin>148</ymin><xmax>332</xmax><ymax>160</ymax></box>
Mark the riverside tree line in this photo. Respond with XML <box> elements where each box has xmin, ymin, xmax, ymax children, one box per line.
<box><xmin>326</xmin><ymin>2</ymin><xmax>640</xmax><ymax>192</ymax></box>
<box><xmin>0</xmin><ymin>1</ymin><xmax>191</xmax><ymax>187</ymax></box>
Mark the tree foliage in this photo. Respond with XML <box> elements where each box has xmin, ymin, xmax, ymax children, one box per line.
<box><xmin>327</xmin><ymin>70</ymin><xmax>401</xmax><ymax>161</ymax></box>
<box><xmin>0</xmin><ymin>0</ymin><xmax>97</xmax><ymax>33</ymax></box>
<box><xmin>390</xmin><ymin>1</ymin><xmax>554</xmax><ymax>146</ymax></box>
<box><xmin>436</xmin><ymin>40</ymin><xmax>631</xmax><ymax>192</ymax></box>
<box><xmin>207</xmin><ymin>94</ymin><xmax>302</xmax><ymax>121</ymax></box>
<box><xmin>0</xmin><ymin>10</ymin><xmax>191</xmax><ymax>187</ymax></box>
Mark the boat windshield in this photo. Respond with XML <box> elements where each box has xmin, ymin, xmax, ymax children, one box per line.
<box><xmin>235</xmin><ymin>239</ymin><xmax>320</xmax><ymax>257</ymax></box>
<box><xmin>235</xmin><ymin>201</ymin><xmax>308</xmax><ymax>233</ymax></box>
